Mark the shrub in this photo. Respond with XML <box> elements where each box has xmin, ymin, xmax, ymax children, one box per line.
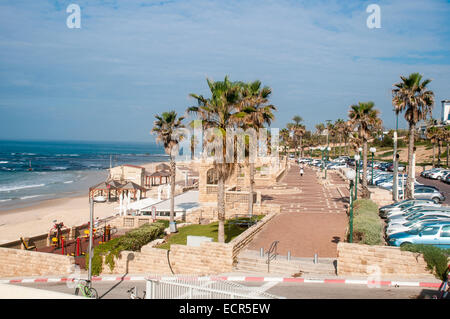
<box><xmin>400</xmin><ymin>244</ymin><xmax>450</xmax><ymax>280</ymax></box>
<box><xmin>88</xmin><ymin>222</ymin><xmax>166</xmax><ymax>276</ymax></box>
<box><xmin>350</xmin><ymin>199</ymin><xmax>383</xmax><ymax>245</ymax></box>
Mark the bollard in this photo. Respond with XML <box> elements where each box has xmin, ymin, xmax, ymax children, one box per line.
<box><xmin>61</xmin><ymin>237</ymin><xmax>65</xmax><ymax>255</ymax></box>
<box><xmin>76</xmin><ymin>237</ymin><xmax>80</xmax><ymax>257</ymax></box>
<box><xmin>260</xmin><ymin>248</ymin><xmax>264</xmax><ymax>257</ymax></box>
<box><xmin>314</xmin><ymin>253</ymin><xmax>318</xmax><ymax>264</ymax></box>
<box><xmin>287</xmin><ymin>251</ymin><xmax>291</xmax><ymax>261</ymax></box>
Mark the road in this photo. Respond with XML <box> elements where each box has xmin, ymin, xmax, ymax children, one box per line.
<box><xmin>11</xmin><ymin>279</ymin><xmax>439</xmax><ymax>299</ymax></box>
<box><xmin>417</xmin><ymin>176</ymin><xmax>450</xmax><ymax>205</ymax></box>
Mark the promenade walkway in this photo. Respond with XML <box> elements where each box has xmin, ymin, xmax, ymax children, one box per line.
<box><xmin>248</xmin><ymin>164</ymin><xmax>348</xmax><ymax>258</ymax></box>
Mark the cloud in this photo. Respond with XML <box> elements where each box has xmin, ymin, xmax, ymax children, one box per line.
<box><xmin>0</xmin><ymin>0</ymin><xmax>449</xmax><ymax>141</ymax></box>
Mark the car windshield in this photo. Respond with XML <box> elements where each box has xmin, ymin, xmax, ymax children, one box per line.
<box><xmin>406</xmin><ymin>213</ymin><xmax>423</xmax><ymax>220</ymax></box>
<box><xmin>406</xmin><ymin>228</ymin><xmax>421</xmax><ymax>235</ymax></box>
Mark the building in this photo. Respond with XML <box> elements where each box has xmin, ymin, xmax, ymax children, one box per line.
<box><xmin>442</xmin><ymin>100</ymin><xmax>450</xmax><ymax>125</ymax></box>
<box><xmin>108</xmin><ymin>164</ymin><xmax>146</xmax><ymax>187</ymax></box>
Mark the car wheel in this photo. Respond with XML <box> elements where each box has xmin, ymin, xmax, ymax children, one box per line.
<box><xmin>432</xmin><ymin>197</ymin><xmax>441</xmax><ymax>204</ymax></box>
<box><xmin>400</xmin><ymin>242</ymin><xmax>412</xmax><ymax>248</ymax></box>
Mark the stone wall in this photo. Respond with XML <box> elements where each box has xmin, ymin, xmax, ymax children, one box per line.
<box><xmin>337</xmin><ymin>242</ymin><xmax>435</xmax><ymax>279</ymax></box>
<box><xmin>101</xmin><ymin>212</ymin><xmax>278</xmax><ymax>275</ymax></box>
<box><xmin>0</xmin><ymin>247</ymin><xmax>76</xmax><ymax>278</ymax></box>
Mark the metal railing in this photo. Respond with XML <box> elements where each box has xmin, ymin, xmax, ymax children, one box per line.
<box><xmin>266</xmin><ymin>240</ymin><xmax>279</xmax><ymax>273</ymax></box>
<box><xmin>145</xmin><ymin>276</ymin><xmax>282</xmax><ymax>299</ymax></box>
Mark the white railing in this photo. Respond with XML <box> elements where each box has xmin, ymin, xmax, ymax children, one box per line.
<box><xmin>145</xmin><ymin>276</ymin><xmax>283</xmax><ymax>299</ymax></box>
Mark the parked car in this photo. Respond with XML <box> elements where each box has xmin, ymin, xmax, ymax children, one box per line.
<box><xmin>386</xmin><ymin>216</ymin><xmax>450</xmax><ymax>237</ymax></box>
<box><xmin>444</xmin><ymin>173</ymin><xmax>450</xmax><ymax>184</ymax></box>
<box><xmin>388</xmin><ymin>221</ymin><xmax>450</xmax><ymax>248</ymax></box>
<box><xmin>428</xmin><ymin>170</ymin><xmax>450</xmax><ymax>180</ymax></box>
<box><xmin>387</xmin><ymin>207</ymin><xmax>450</xmax><ymax>225</ymax></box>
<box><xmin>379</xmin><ymin>199</ymin><xmax>438</xmax><ymax>218</ymax></box>
<box><xmin>414</xmin><ymin>186</ymin><xmax>445</xmax><ymax>203</ymax></box>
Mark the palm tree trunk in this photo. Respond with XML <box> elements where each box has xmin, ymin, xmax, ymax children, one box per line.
<box><xmin>300</xmin><ymin>136</ymin><xmax>303</xmax><ymax>158</ymax></box>
<box><xmin>248</xmin><ymin>162</ymin><xmax>254</xmax><ymax>216</ymax></box>
<box><xmin>438</xmin><ymin>141</ymin><xmax>442</xmax><ymax>167</ymax></box>
<box><xmin>432</xmin><ymin>143</ymin><xmax>435</xmax><ymax>167</ymax></box>
<box><xmin>406</xmin><ymin>123</ymin><xmax>415</xmax><ymax>199</ymax></box>
<box><xmin>169</xmin><ymin>159</ymin><xmax>176</xmax><ymax>232</ymax></box>
<box><xmin>339</xmin><ymin>135</ymin><xmax>342</xmax><ymax>157</ymax></box>
<box><xmin>217</xmin><ymin>165</ymin><xmax>225</xmax><ymax>243</ymax></box>
<box><xmin>446</xmin><ymin>142</ymin><xmax>448</xmax><ymax>168</ymax></box>
<box><xmin>362</xmin><ymin>140</ymin><xmax>369</xmax><ymax>198</ymax></box>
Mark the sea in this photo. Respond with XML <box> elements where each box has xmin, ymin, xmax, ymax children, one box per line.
<box><xmin>0</xmin><ymin>140</ymin><xmax>167</xmax><ymax>211</ymax></box>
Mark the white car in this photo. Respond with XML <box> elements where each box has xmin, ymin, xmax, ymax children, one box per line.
<box><xmin>387</xmin><ymin>209</ymin><xmax>450</xmax><ymax>226</ymax></box>
<box><xmin>386</xmin><ymin>217</ymin><xmax>450</xmax><ymax>236</ymax></box>
<box><xmin>429</xmin><ymin>170</ymin><xmax>450</xmax><ymax>180</ymax></box>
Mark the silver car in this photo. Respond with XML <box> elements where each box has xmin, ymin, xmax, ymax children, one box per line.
<box><xmin>414</xmin><ymin>187</ymin><xmax>445</xmax><ymax>203</ymax></box>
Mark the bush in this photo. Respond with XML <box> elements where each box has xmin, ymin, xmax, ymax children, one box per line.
<box><xmin>351</xmin><ymin>199</ymin><xmax>383</xmax><ymax>245</ymax></box>
<box><xmin>88</xmin><ymin>222</ymin><xmax>166</xmax><ymax>276</ymax></box>
<box><xmin>400</xmin><ymin>244</ymin><xmax>450</xmax><ymax>280</ymax></box>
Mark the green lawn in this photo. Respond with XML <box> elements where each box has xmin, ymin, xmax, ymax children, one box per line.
<box><xmin>156</xmin><ymin>216</ymin><xmax>264</xmax><ymax>250</ymax></box>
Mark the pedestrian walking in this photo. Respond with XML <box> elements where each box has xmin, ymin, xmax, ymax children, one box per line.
<box><xmin>299</xmin><ymin>164</ymin><xmax>304</xmax><ymax>177</ymax></box>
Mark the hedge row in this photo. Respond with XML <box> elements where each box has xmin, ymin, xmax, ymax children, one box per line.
<box><xmin>351</xmin><ymin>199</ymin><xmax>384</xmax><ymax>245</ymax></box>
<box><xmin>401</xmin><ymin>244</ymin><xmax>450</xmax><ymax>281</ymax></box>
<box><xmin>88</xmin><ymin>222</ymin><xmax>166</xmax><ymax>276</ymax></box>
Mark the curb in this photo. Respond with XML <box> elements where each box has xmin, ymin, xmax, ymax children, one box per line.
<box><xmin>0</xmin><ymin>276</ymin><xmax>441</xmax><ymax>288</ymax></box>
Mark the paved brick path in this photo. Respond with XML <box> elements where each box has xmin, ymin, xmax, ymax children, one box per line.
<box><xmin>247</xmin><ymin>165</ymin><xmax>349</xmax><ymax>258</ymax></box>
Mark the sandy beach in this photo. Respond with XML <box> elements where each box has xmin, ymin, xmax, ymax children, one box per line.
<box><xmin>0</xmin><ymin>160</ymin><xmax>198</xmax><ymax>244</ymax></box>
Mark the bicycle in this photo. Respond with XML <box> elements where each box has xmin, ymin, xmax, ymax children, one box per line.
<box><xmin>127</xmin><ymin>286</ymin><xmax>146</xmax><ymax>299</ymax></box>
<box><xmin>74</xmin><ymin>279</ymin><xmax>98</xmax><ymax>299</ymax></box>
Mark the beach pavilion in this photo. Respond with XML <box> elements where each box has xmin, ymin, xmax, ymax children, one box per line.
<box><xmin>120</xmin><ymin>181</ymin><xmax>147</xmax><ymax>200</ymax></box>
<box><xmin>89</xmin><ymin>180</ymin><xmax>123</xmax><ymax>201</ymax></box>
<box><xmin>146</xmin><ymin>170</ymin><xmax>170</xmax><ymax>186</ymax></box>
<box><xmin>89</xmin><ymin>180</ymin><xmax>147</xmax><ymax>201</ymax></box>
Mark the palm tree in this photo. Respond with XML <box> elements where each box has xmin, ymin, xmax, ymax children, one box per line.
<box><xmin>188</xmin><ymin>76</ymin><xmax>242</xmax><ymax>243</ymax></box>
<box><xmin>291</xmin><ymin>116</ymin><xmax>306</xmax><ymax>158</ymax></box>
<box><xmin>280</xmin><ymin>128</ymin><xmax>290</xmax><ymax>165</ymax></box>
<box><xmin>334</xmin><ymin>119</ymin><xmax>346</xmax><ymax>156</ymax></box>
<box><xmin>348</xmin><ymin>102</ymin><xmax>382</xmax><ymax>198</ymax></box>
<box><xmin>152</xmin><ymin>111</ymin><xmax>185</xmax><ymax>233</ymax></box>
<box><xmin>392</xmin><ymin>73</ymin><xmax>435</xmax><ymax>199</ymax></box>
<box><xmin>238</xmin><ymin>80</ymin><xmax>276</xmax><ymax>216</ymax></box>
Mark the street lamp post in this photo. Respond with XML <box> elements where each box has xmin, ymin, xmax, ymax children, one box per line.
<box><xmin>88</xmin><ymin>197</ymin><xmax>94</xmax><ymax>289</ymax></box>
<box><xmin>354</xmin><ymin>154</ymin><xmax>360</xmax><ymax>200</ymax></box>
<box><xmin>370</xmin><ymin>147</ymin><xmax>376</xmax><ymax>185</ymax></box>
<box><xmin>325</xmin><ymin>146</ymin><xmax>331</xmax><ymax>179</ymax></box>
<box><xmin>320</xmin><ymin>147</ymin><xmax>325</xmax><ymax>172</ymax></box>
<box><xmin>346</xmin><ymin>170</ymin><xmax>356</xmax><ymax>243</ymax></box>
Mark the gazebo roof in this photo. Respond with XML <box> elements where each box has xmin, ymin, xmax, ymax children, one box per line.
<box><xmin>89</xmin><ymin>180</ymin><xmax>122</xmax><ymax>191</ymax></box>
<box><xmin>121</xmin><ymin>181</ymin><xmax>147</xmax><ymax>191</ymax></box>
<box><xmin>148</xmin><ymin>170</ymin><xmax>171</xmax><ymax>177</ymax></box>
<box><xmin>156</xmin><ymin>163</ymin><xmax>170</xmax><ymax>171</ymax></box>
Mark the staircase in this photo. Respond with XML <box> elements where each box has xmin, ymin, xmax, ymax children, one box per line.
<box><xmin>234</xmin><ymin>250</ymin><xmax>337</xmax><ymax>277</ymax></box>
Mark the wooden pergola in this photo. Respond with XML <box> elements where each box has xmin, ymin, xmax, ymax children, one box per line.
<box><xmin>120</xmin><ymin>181</ymin><xmax>147</xmax><ymax>200</ymax></box>
<box><xmin>146</xmin><ymin>170</ymin><xmax>170</xmax><ymax>186</ymax></box>
<box><xmin>89</xmin><ymin>180</ymin><xmax>147</xmax><ymax>201</ymax></box>
<box><xmin>89</xmin><ymin>180</ymin><xmax>123</xmax><ymax>201</ymax></box>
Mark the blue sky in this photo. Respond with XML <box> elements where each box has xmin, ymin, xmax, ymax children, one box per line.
<box><xmin>0</xmin><ymin>0</ymin><xmax>449</xmax><ymax>142</ymax></box>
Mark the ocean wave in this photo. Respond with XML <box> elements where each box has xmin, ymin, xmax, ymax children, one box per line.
<box><xmin>63</xmin><ymin>180</ymin><xmax>74</xmax><ymax>184</ymax></box>
<box><xmin>0</xmin><ymin>184</ymin><xmax>45</xmax><ymax>192</ymax></box>
<box><xmin>50</xmin><ymin>167</ymin><xmax>69</xmax><ymax>170</ymax></box>
<box><xmin>0</xmin><ymin>199</ymin><xmax>12</xmax><ymax>202</ymax></box>
<box><xmin>19</xmin><ymin>195</ymin><xmax>43</xmax><ymax>200</ymax></box>
<box><xmin>0</xmin><ymin>161</ymin><xmax>8</xmax><ymax>164</ymax></box>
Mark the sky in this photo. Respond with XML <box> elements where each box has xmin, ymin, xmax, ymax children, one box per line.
<box><xmin>0</xmin><ymin>0</ymin><xmax>449</xmax><ymax>142</ymax></box>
